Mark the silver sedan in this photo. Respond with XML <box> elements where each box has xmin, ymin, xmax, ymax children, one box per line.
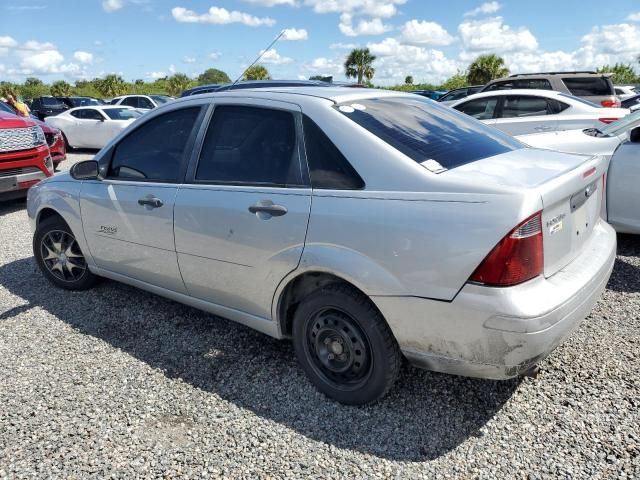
<box><xmin>27</xmin><ymin>88</ymin><xmax>616</xmax><ymax>404</ymax></box>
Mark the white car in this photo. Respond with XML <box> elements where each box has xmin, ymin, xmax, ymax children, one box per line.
<box><xmin>518</xmin><ymin>111</ymin><xmax>640</xmax><ymax>234</ymax></box>
<box><xmin>44</xmin><ymin>106</ymin><xmax>143</xmax><ymax>149</ymax></box>
<box><xmin>111</xmin><ymin>94</ymin><xmax>173</xmax><ymax>110</ymax></box>
<box><xmin>451</xmin><ymin>89</ymin><xmax>629</xmax><ymax>136</ymax></box>
<box><xmin>614</xmin><ymin>85</ymin><xmax>637</xmax><ymax>100</ymax></box>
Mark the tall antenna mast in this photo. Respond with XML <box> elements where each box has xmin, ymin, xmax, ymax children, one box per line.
<box><xmin>230</xmin><ymin>30</ymin><xmax>286</xmax><ymax>90</ymax></box>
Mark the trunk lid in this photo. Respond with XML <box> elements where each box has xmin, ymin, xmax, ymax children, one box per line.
<box><xmin>446</xmin><ymin>148</ymin><xmax>608</xmax><ymax>278</ymax></box>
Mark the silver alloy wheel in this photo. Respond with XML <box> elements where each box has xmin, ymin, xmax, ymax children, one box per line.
<box><xmin>40</xmin><ymin>230</ymin><xmax>87</xmax><ymax>282</ymax></box>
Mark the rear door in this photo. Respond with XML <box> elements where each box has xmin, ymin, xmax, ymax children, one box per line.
<box><xmin>174</xmin><ymin>100</ymin><xmax>311</xmax><ymax>319</ymax></box>
<box><xmin>81</xmin><ymin>106</ymin><xmax>203</xmax><ymax>293</ymax></box>
<box><xmin>493</xmin><ymin>95</ymin><xmax>558</xmax><ymax>135</ymax></box>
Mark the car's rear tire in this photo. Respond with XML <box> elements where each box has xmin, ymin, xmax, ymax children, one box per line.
<box><xmin>292</xmin><ymin>283</ymin><xmax>401</xmax><ymax>405</ymax></box>
<box><xmin>33</xmin><ymin>216</ymin><xmax>97</xmax><ymax>290</ymax></box>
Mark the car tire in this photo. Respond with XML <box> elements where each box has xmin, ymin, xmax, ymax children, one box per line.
<box><xmin>292</xmin><ymin>283</ymin><xmax>401</xmax><ymax>405</ymax></box>
<box><xmin>33</xmin><ymin>215</ymin><xmax>97</xmax><ymax>290</ymax></box>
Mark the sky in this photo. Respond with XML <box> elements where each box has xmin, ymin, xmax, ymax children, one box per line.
<box><xmin>1</xmin><ymin>0</ymin><xmax>640</xmax><ymax>86</ymax></box>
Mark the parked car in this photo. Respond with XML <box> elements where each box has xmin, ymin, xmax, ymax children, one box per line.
<box><xmin>411</xmin><ymin>89</ymin><xmax>446</xmax><ymax>100</ymax></box>
<box><xmin>614</xmin><ymin>85</ymin><xmax>637</xmax><ymax>100</ymax></box>
<box><xmin>451</xmin><ymin>89</ymin><xmax>628</xmax><ymax>136</ymax></box>
<box><xmin>44</xmin><ymin>106</ymin><xmax>143</xmax><ymax>150</ymax></box>
<box><xmin>180</xmin><ymin>79</ymin><xmax>331</xmax><ymax>97</ymax></box>
<box><xmin>437</xmin><ymin>85</ymin><xmax>483</xmax><ymax>105</ymax></box>
<box><xmin>621</xmin><ymin>93</ymin><xmax>640</xmax><ymax>112</ymax></box>
<box><xmin>29</xmin><ymin>96</ymin><xmax>70</xmax><ymax>120</ymax></box>
<box><xmin>517</xmin><ymin>111</ymin><xmax>640</xmax><ymax>234</ymax></box>
<box><xmin>0</xmin><ymin>110</ymin><xmax>54</xmax><ymax>200</ymax></box>
<box><xmin>480</xmin><ymin>72</ymin><xmax>620</xmax><ymax>108</ymax></box>
<box><xmin>58</xmin><ymin>96</ymin><xmax>105</xmax><ymax>108</ymax></box>
<box><xmin>111</xmin><ymin>95</ymin><xmax>172</xmax><ymax>109</ymax></box>
<box><xmin>0</xmin><ymin>101</ymin><xmax>66</xmax><ymax>168</ymax></box>
<box><xmin>27</xmin><ymin>88</ymin><xmax>616</xmax><ymax>404</ymax></box>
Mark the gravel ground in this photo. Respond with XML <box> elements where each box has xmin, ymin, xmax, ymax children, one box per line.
<box><xmin>1</xmin><ymin>153</ymin><xmax>639</xmax><ymax>479</ymax></box>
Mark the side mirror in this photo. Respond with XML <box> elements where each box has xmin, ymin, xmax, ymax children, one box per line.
<box><xmin>630</xmin><ymin>126</ymin><xmax>640</xmax><ymax>143</ymax></box>
<box><xmin>70</xmin><ymin>160</ymin><xmax>100</xmax><ymax>180</ymax></box>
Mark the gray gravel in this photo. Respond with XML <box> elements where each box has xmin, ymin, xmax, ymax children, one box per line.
<box><xmin>1</xmin><ymin>153</ymin><xmax>639</xmax><ymax>479</ymax></box>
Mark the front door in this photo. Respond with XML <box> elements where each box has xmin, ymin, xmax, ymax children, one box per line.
<box><xmin>174</xmin><ymin>101</ymin><xmax>311</xmax><ymax>319</ymax></box>
<box><xmin>80</xmin><ymin>106</ymin><xmax>203</xmax><ymax>293</ymax></box>
<box><xmin>607</xmin><ymin>140</ymin><xmax>640</xmax><ymax>232</ymax></box>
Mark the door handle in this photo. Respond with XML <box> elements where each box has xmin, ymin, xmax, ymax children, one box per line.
<box><xmin>138</xmin><ymin>196</ymin><xmax>164</xmax><ymax>208</ymax></box>
<box><xmin>534</xmin><ymin>126</ymin><xmax>552</xmax><ymax>131</ymax></box>
<box><xmin>248</xmin><ymin>201</ymin><xmax>287</xmax><ymax>217</ymax></box>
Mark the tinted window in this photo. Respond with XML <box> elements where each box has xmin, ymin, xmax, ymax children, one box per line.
<box><xmin>501</xmin><ymin>96</ymin><xmax>550</xmax><ymax>118</ymax></box>
<box><xmin>439</xmin><ymin>89</ymin><xmax>467</xmax><ymax>102</ymax></box>
<box><xmin>558</xmin><ymin>93</ymin><xmax>600</xmax><ymax>108</ymax></box>
<box><xmin>108</xmin><ymin>107</ymin><xmax>199</xmax><ymax>182</ymax></box>
<box><xmin>303</xmin><ymin>115</ymin><xmax>364</xmax><ymax>190</ymax></box>
<box><xmin>485</xmin><ymin>79</ymin><xmax>552</xmax><ymax>91</ymax></box>
<box><xmin>547</xmin><ymin>98</ymin><xmax>570</xmax><ymax>114</ymax></box>
<box><xmin>139</xmin><ymin>97</ymin><xmax>155</xmax><ymax>109</ymax></box>
<box><xmin>196</xmin><ymin>106</ymin><xmax>300</xmax><ymax>186</ymax></box>
<box><xmin>69</xmin><ymin>110</ymin><xmax>83</xmax><ymax>119</ymax></box>
<box><xmin>454</xmin><ymin>97</ymin><xmax>498</xmax><ymax>119</ymax></box>
<box><xmin>120</xmin><ymin>97</ymin><xmax>138</xmax><ymax>107</ymax></box>
<box><xmin>622</xmin><ymin>94</ymin><xmax>640</xmax><ymax>108</ymax></box>
<box><xmin>562</xmin><ymin>77</ymin><xmax>613</xmax><ymax>96</ymax></box>
<box><xmin>104</xmin><ymin>108</ymin><xmax>143</xmax><ymax>120</ymax></box>
<box><xmin>338</xmin><ymin>97</ymin><xmax>522</xmax><ymax>171</ymax></box>
<box><xmin>42</xmin><ymin>97</ymin><xmax>66</xmax><ymax>108</ymax></box>
<box><xmin>150</xmin><ymin>95</ymin><xmax>171</xmax><ymax>105</ymax></box>
<box><xmin>83</xmin><ymin>109</ymin><xmax>105</xmax><ymax>120</ymax></box>
<box><xmin>31</xmin><ymin>99</ymin><xmax>41</xmax><ymax>109</ymax></box>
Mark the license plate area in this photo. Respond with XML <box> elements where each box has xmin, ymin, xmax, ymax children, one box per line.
<box><xmin>0</xmin><ymin>176</ymin><xmax>17</xmax><ymax>192</ymax></box>
<box><xmin>570</xmin><ymin>179</ymin><xmax>598</xmax><ymax>241</ymax></box>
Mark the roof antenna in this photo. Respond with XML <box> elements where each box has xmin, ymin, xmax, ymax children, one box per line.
<box><xmin>229</xmin><ymin>29</ymin><xmax>286</xmax><ymax>90</ymax></box>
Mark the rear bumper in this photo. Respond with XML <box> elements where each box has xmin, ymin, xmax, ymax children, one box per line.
<box><xmin>373</xmin><ymin>219</ymin><xmax>616</xmax><ymax>379</ymax></box>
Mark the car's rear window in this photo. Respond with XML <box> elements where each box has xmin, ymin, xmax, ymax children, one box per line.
<box><xmin>335</xmin><ymin>97</ymin><xmax>523</xmax><ymax>172</ymax></box>
<box><xmin>562</xmin><ymin>77</ymin><xmax>613</xmax><ymax>96</ymax></box>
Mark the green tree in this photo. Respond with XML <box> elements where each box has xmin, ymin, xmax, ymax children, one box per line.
<box><xmin>20</xmin><ymin>77</ymin><xmax>49</xmax><ymax>99</ymax></box>
<box><xmin>50</xmin><ymin>80</ymin><xmax>72</xmax><ymax>97</ymax></box>
<box><xmin>441</xmin><ymin>71</ymin><xmax>469</xmax><ymax>90</ymax></box>
<box><xmin>597</xmin><ymin>64</ymin><xmax>638</xmax><ymax>84</ymax></box>
<box><xmin>96</xmin><ymin>74</ymin><xmax>127</xmax><ymax>97</ymax></box>
<box><xmin>467</xmin><ymin>54</ymin><xmax>509</xmax><ymax>85</ymax></box>
<box><xmin>198</xmin><ymin>68</ymin><xmax>231</xmax><ymax>85</ymax></box>
<box><xmin>243</xmin><ymin>65</ymin><xmax>271</xmax><ymax>81</ymax></box>
<box><xmin>344</xmin><ymin>48</ymin><xmax>376</xmax><ymax>84</ymax></box>
<box><xmin>167</xmin><ymin>73</ymin><xmax>192</xmax><ymax>96</ymax></box>
<box><xmin>405</xmin><ymin>75</ymin><xmax>413</xmax><ymax>85</ymax></box>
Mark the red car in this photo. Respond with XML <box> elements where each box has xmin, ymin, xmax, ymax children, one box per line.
<box><xmin>34</xmin><ymin>118</ymin><xmax>66</xmax><ymax>168</ymax></box>
<box><xmin>0</xmin><ymin>111</ymin><xmax>54</xmax><ymax>200</ymax></box>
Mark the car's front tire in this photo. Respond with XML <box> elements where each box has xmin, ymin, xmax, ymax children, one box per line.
<box><xmin>292</xmin><ymin>283</ymin><xmax>401</xmax><ymax>405</ymax></box>
<box><xmin>33</xmin><ymin>216</ymin><xmax>97</xmax><ymax>290</ymax></box>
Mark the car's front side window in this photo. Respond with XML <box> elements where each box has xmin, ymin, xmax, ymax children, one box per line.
<box><xmin>107</xmin><ymin>107</ymin><xmax>200</xmax><ymax>182</ymax></box>
<box><xmin>500</xmin><ymin>96</ymin><xmax>550</xmax><ymax>118</ymax></box>
<box><xmin>195</xmin><ymin>105</ymin><xmax>302</xmax><ymax>187</ymax></box>
<box><xmin>454</xmin><ymin>97</ymin><xmax>498</xmax><ymax>119</ymax></box>
<box><xmin>139</xmin><ymin>97</ymin><xmax>155</xmax><ymax>109</ymax></box>
<box><xmin>120</xmin><ymin>97</ymin><xmax>138</xmax><ymax>108</ymax></box>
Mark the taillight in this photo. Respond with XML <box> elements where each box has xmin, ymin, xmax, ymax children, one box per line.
<box><xmin>601</xmin><ymin>98</ymin><xmax>620</xmax><ymax>108</ymax></box>
<box><xmin>598</xmin><ymin>118</ymin><xmax>619</xmax><ymax>124</ymax></box>
<box><xmin>469</xmin><ymin>212</ymin><xmax>544</xmax><ymax>287</ymax></box>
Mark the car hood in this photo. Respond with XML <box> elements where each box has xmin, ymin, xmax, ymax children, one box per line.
<box><xmin>0</xmin><ymin>110</ymin><xmax>37</xmax><ymax>128</ymax></box>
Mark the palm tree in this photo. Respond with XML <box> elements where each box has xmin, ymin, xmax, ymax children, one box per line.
<box><xmin>50</xmin><ymin>80</ymin><xmax>71</xmax><ymax>97</ymax></box>
<box><xmin>405</xmin><ymin>75</ymin><xmax>413</xmax><ymax>85</ymax></box>
<box><xmin>344</xmin><ymin>48</ymin><xmax>376</xmax><ymax>85</ymax></box>
<box><xmin>243</xmin><ymin>65</ymin><xmax>271</xmax><ymax>81</ymax></box>
<box><xmin>467</xmin><ymin>54</ymin><xmax>509</xmax><ymax>85</ymax></box>
<box><xmin>97</xmin><ymin>74</ymin><xmax>127</xmax><ymax>97</ymax></box>
<box><xmin>167</xmin><ymin>73</ymin><xmax>191</xmax><ymax>96</ymax></box>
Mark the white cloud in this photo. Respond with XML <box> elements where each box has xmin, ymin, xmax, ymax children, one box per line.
<box><xmin>304</xmin><ymin>0</ymin><xmax>407</xmax><ymax>18</ymax></box>
<box><xmin>171</xmin><ymin>6</ymin><xmax>276</xmax><ymax>27</ymax></box>
<box><xmin>19</xmin><ymin>40</ymin><xmax>57</xmax><ymax>51</ymax></box>
<box><xmin>73</xmin><ymin>51</ymin><xmax>93</xmax><ymax>64</ymax></box>
<box><xmin>102</xmin><ymin>0</ymin><xmax>124</xmax><ymax>12</ymax></box>
<box><xmin>464</xmin><ymin>1</ymin><xmax>501</xmax><ymax>17</ymax></box>
<box><xmin>209</xmin><ymin>51</ymin><xmax>222</xmax><ymax>60</ymax></box>
<box><xmin>459</xmin><ymin>16</ymin><xmax>538</xmax><ymax>53</ymax></box>
<box><xmin>0</xmin><ymin>36</ymin><xmax>18</xmax><ymax>48</ymax></box>
<box><xmin>400</xmin><ymin>20</ymin><xmax>455</xmax><ymax>46</ymax></box>
<box><xmin>259</xmin><ymin>48</ymin><xmax>293</xmax><ymax>64</ymax></box>
<box><xmin>282</xmin><ymin>28</ymin><xmax>308</xmax><ymax>40</ymax></box>
<box><xmin>169</xmin><ymin>64</ymin><xmax>176</xmax><ymax>74</ymax></box>
<box><xmin>183</xmin><ymin>55</ymin><xmax>196</xmax><ymax>63</ymax></box>
<box><xmin>581</xmin><ymin>23</ymin><xmax>640</xmax><ymax>55</ymax></box>
<box><xmin>339</xmin><ymin>13</ymin><xmax>392</xmax><ymax>36</ymax></box>
<box><xmin>146</xmin><ymin>71</ymin><xmax>166</xmax><ymax>80</ymax></box>
<box><xmin>626</xmin><ymin>12</ymin><xmax>640</xmax><ymax>21</ymax></box>
<box><xmin>304</xmin><ymin>56</ymin><xmax>344</xmax><ymax>76</ymax></box>
<box><xmin>244</xmin><ymin>0</ymin><xmax>297</xmax><ymax>5</ymax></box>
<box><xmin>330</xmin><ymin>42</ymin><xmax>359</xmax><ymax>49</ymax></box>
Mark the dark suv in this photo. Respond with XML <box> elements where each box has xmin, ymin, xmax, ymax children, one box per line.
<box><xmin>480</xmin><ymin>72</ymin><xmax>619</xmax><ymax>107</ymax></box>
<box><xmin>29</xmin><ymin>96</ymin><xmax>69</xmax><ymax>120</ymax></box>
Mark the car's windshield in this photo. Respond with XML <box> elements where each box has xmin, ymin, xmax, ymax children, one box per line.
<box><xmin>72</xmin><ymin>97</ymin><xmax>101</xmax><ymax>107</ymax></box>
<box><xmin>104</xmin><ymin>108</ymin><xmax>144</xmax><ymax>120</ymax></box>
<box><xmin>0</xmin><ymin>101</ymin><xmax>15</xmax><ymax>114</ymax></box>
<box><xmin>150</xmin><ymin>95</ymin><xmax>171</xmax><ymax>104</ymax></box>
<box><xmin>335</xmin><ymin>96</ymin><xmax>523</xmax><ymax>172</ymax></box>
<box><xmin>601</xmin><ymin>110</ymin><xmax>640</xmax><ymax>136</ymax></box>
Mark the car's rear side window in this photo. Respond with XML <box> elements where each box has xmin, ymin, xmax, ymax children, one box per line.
<box><xmin>337</xmin><ymin>97</ymin><xmax>522</xmax><ymax>171</ymax></box>
<box><xmin>562</xmin><ymin>77</ymin><xmax>613</xmax><ymax>96</ymax></box>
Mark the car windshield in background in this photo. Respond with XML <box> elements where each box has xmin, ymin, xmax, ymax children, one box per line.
<box><xmin>558</xmin><ymin>93</ymin><xmax>600</xmax><ymax>108</ymax></box>
<box><xmin>601</xmin><ymin>110</ymin><xmax>640</xmax><ymax>136</ymax></box>
<box><xmin>104</xmin><ymin>108</ymin><xmax>143</xmax><ymax>120</ymax></box>
<box><xmin>72</xmin><ymin>97</ymin><xmax>100</xmax><ymax>107</ymax></box>
<box><xmin>335</xmin><ymin>97</ymin><xmax>523</xmax><ymax>172</ymax></box>
<box><xmin>562</xmin><ymin>77</ymin><xmax>612</xmax><ymax>96</ymax></box>
<box><xmin>150</xmin><ymin>95</ymin><xmax>171</xmax><ymax>104</ymax></box>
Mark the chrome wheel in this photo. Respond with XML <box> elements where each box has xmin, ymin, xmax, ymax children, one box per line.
<box><xmin>304</xmin><ymin>308</ymin><xmax>372</xmax><ymax>390</ymax></box>
<box><xmin>40</xmin><ymin>230</ymin><xmax>87</xmax><ymax>282</ymax></box>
